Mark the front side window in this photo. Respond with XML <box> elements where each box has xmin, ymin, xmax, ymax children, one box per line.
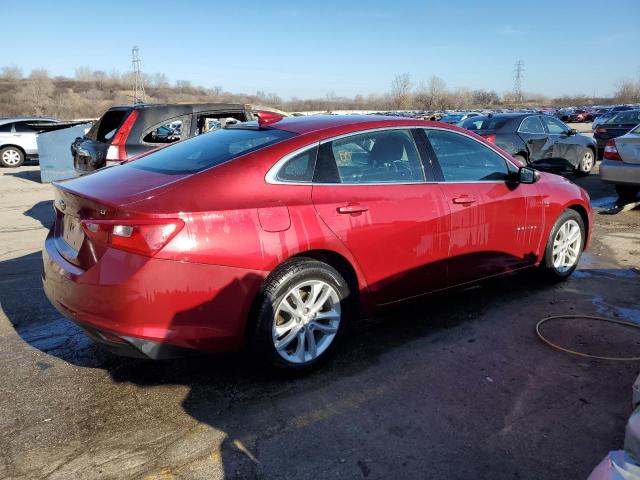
<box><xmin>314</xmin><ymin>129</ymin><xmax>425</xmax><ymax>184</ymax></box>
<box><xmin>13</xmin><ymin>122</ymin><xmax>37</xmax><ymax>133</ymax></box>
<box><xmin>518</xmin><ymin>116</ymin><xmax>545</xmax><ymax>134</ymax></box>
<box><xmin>128</xmin><ymin>127</ymin><xmax>296</xmax><ymax>174</ymax></box>
<box><xmin>542</xmin><ymin>116</ymin><xmax>568</xmax><ymax>134</ymax></box>
<box><xmin>425</xmin><ymin>129</ymin><xmax>509</xmax><ymax>182</ymax></box>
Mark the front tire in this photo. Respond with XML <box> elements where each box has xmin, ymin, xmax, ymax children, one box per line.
<box><xmin>575</xmin><ymin>148</ymin><xmax>595</xmax><ymax>176</ymax></box>
<box><xmin>615</xmin><ymin>185</ymin><xmax>639</xmax><ymax>203</ymax></box>
<box><xmin>0</xmin><ymin>146</ymin><xmax>25</xmax><ymax>168</ymax></box>
<box><xmin>540</xmin><ymin>209</ymin><xmax>585</xmax><ymax>280</ymax></box>
<box><xmin>252</xmin><ymin>259</ymin><xmax>351</xmax><ymax>371</ymax></box>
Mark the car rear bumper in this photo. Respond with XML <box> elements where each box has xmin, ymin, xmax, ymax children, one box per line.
<box><xmin>42</xmin><ymin>232</ymin><xmax>267</xmax><ymax>358</ymax></box>
<box><xmin>599</xmin><ymin>160</ymin><xmax>640</xmax><ymax>186</ymax></box>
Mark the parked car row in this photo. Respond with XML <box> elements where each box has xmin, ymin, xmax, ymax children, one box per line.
<box><xmin>0</xmin><ymin>117</ymin><xmax>60</xmax><ymax>167</ymax></box>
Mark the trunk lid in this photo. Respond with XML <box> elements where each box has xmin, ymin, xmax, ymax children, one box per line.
<box><xmin>615</xmin><ymin>134</ymin><xmax>640</xmax><ymax>164</ymax></box>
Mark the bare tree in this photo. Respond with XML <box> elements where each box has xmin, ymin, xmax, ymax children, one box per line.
<box><xmin>390</xmin><ymin>73</ymin><xmax>412</xmax><ymax>109</ymax></box>
<box><xmin>75</xmin><ymin>66</ymin><xmax>94</xmax><ymax>82</ymax></box>
<box><xmin>1</xmin><ymin>65</ymin><xmax>23</xmax><ymax>80</ymax></box>
<box><xmin>614</xmin><ymin>80</ymin><xmax>640</xmax><ymax>103</ymax></box>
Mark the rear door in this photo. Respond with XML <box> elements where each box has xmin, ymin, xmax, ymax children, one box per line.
<box><xmin>516</xmin><ymin>115</ymin><xmax>553</xmax><ymax>164</ymax></box>
<box><xmin>423</xmin><ymin>128</ymin><xmax>544</xmax><ymax>286</ymax></box>
<box><xmin>12</xmin><ymin>121</ymin><xmax>39</xmax><ymax>154</ymax></box>
<box><xmin>311</xmin><ymin>127</ymin><xmax>451</xmax><ymax>305</ymax></box>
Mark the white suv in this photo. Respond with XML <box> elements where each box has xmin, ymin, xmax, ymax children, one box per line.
<box><xmin>0</xmin><ymin>117</ymin><xmax>59</xmax><ymax>167</ymax></box>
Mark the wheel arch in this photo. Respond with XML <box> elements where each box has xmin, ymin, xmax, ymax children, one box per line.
<box><xmin>244</xmin><ymin>249</ymin><xmax>363</xmax><ymax>343</ymax></box>
<box><xmin>566</xmin><ymin>203</ymin><xmax>590</xmax><ymax>244</ymax></box>
<box><xmin>0</xmin><ymin>144</ymin><xmax>26</xmax><ymax>157</ymax></box>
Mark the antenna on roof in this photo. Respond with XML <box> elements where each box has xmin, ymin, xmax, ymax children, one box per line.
<box><xmin>131</xmin><ymin>46</ymin><xmax>146</xmax><ymax>104</ymax></box>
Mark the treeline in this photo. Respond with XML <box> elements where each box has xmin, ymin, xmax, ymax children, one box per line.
<box><xmin>0</xmin><ymin>66</ymin><xmax>638</xmax><ymax>120</ymax></box>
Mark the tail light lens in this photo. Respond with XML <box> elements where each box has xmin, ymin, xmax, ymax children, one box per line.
<box><xmin>481</xmin><ymin>134</ymin><xmax>496</xmax><ymax>143</ymax></box>
<box><xmin>594</xmin><ymin>127</ymin><xmax>607</xmax><ymax>134</ymax></box>
<box><xmin>106</xmin><ymin>110</ymin><xmax>139</xmax><ymax>161</ymax></box>
<box><xmin>603</xmin><ymin>140</ymin><xmax>622</xmax><ymax>161</ymax></box>
<box><xmin>81</xmin><ymin>219</ymin><xmax>184</xmax><ymax>257</ymax></box>
<box><xmin>256</xmin><ymin>111</ymin><xmax>283</xmax><ymax>126</ymax></box>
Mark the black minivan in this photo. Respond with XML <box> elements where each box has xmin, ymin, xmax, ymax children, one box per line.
<box><xmin>72</xmin><ymin>103</ymin><xmax>255</xmax><ymax>174</ymax></box>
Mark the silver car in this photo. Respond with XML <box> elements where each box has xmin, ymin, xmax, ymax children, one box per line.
<box><xmin>600</xmin><ymin>123</ymin><xmax>640</xmax><ymax>201</ymax></box>
<box><xmin>0</xmin><ymin>117</ymin><xmax>59</xmax><ymax>167</ymax></box>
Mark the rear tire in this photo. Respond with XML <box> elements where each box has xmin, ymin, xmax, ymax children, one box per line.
<box><xmin>251</xmin><ymin>259</ymin><xmax>352</xmax><ymax>371</ymax></box>
<box><xmin>0</xmin><ymin>146</ymin><xmax>24</xmax><ymax>168</ymax></box>
<box><xmin>615</xmin><ymin>185</ymin><xmax>640</xmax><ymax>203</ymax></box>
<box><xmin>540</xmin><ymin>209</ymin><xmax>585</xmax><ymax>280</ymax></box>
<box><xmin>575</xmin><ymin>148</ymin><xmax>595</xmax><ymax>176</ymax></box>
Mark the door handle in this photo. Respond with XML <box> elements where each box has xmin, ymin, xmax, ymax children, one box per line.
<box><xmin>337</xmin><ymin>204</ymin><xmax>368</xmax><ymax>214</ymax></box>
<box><xmin>452</xmin><ymin>196</ymin><xmax>477</xmax><ymax>205</ymax></box>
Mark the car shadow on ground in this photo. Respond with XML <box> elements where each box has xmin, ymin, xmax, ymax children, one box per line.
<box><xmin>3</xmin><ymin>246</ymin><xmax>640</xmax><ymax>478</ymax></box>
<box><xmin>5</xmin><ymin>167</ymin><xmax>42</xmax><ymax>184</ymax></box>
<box><xmin>23</xmin><ymin>200</ymin><xmax>54</xmax><ymax>229</ymax></box>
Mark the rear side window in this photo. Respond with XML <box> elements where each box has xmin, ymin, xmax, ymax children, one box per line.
<box><xmin>87</xmin><ymin>110</ymin><xmax>128</xmax><ymax>142</ymax></box>
<box><xmin>13</xmin><ymin>122</ymin><xmax>37</xmax><ymax>133</ymax></box>
<box><xmin>142</xmin><ymin>116</ymin><xmax>190</xmax><ymax>144</ymax></box>
<box><xmin>128</xmin><ymin>127</ymin><xmax>297</xmax><ymax>174</ymax></box>
<box><xmin>276</xmin><ymin>146</ymin><xmax>318</xmax><ymax>182</ymax></box>
<box><xmin>0</xmin><ymin>123</ymin><xmax>11</xmax><ymax>133</ymax></box>
<box><xmin>425</xmin><ymin>129</ymin><xmax>509</xmax><ymax>182</ymax></box>
<box><xmin>518</xmin><ymin>116</ymin><xmax>545</xmax><ymax>134</ymax></box>
<box><xmin>314</xmin><ymin>129</ymin><xmax>425</xmax><ymax>184</ymax></box>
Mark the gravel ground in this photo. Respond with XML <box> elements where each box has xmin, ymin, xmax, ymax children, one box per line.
<box><xmin>0</xmin><ymin>161</ymin><xmax>639</xmax><ymax>480</ymax></box>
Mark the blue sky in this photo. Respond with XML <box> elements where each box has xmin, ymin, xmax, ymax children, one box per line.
<box><xmin>4</xmin><ymin>0</ymin><xmax>639</xmax><ymax>99</ymax></box>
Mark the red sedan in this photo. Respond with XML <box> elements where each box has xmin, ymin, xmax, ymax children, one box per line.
<box><xmin>43</xmin><ymin>115</ymin><xmax>592</xmax><ymax>370</ymax></box>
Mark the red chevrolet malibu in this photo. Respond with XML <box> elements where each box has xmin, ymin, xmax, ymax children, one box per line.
<box><xmin>43</xmin><ymin>115</ymin><xmax>592</xmax><ymax>370</ymax></box>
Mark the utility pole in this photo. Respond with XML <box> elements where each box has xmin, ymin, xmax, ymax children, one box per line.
<box><xmin>131</xmin><ymin>46</ymin><xmax>146</xmax><ymax>104</ymax></box>
<box><xmin>513</xmin><ymin>60</ymin><xmax>524</xmax><ymax>105</ymax></box>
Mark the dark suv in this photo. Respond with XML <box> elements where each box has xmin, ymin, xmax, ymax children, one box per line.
<box><xmin>71</xmin><ymin>103</ymin><xmax>255</xmax><ymax>174</ymax></box>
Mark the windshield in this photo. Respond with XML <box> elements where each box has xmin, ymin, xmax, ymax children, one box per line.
<box><xmin>128</xmin><ymin>127</ymin><xmax>297</xmax><ymax>174</ymax></box>
<box><xmin>606</xmin><ymin>110</ymin><xmax>640</xmax><ymax>125</ymax></box>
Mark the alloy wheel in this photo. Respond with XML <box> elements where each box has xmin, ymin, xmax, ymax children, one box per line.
<box><xmin>272</xmin><ymin>280</ymin><xmax>341</xmax><ymax>364</ymax></box>
<box><xmin>580</xmin><ymin>150</ymin><xmax>594</xmax><ymax>172</ymax></box>
<box><xmin>2</xmin><ymin>149</ymin><xmax>21</xmax><ymax>166</ymax></box>
<box><xmin>552</xmin><ymin>219</ymin><xmax>582</xmax><ymax>273</ymax></box>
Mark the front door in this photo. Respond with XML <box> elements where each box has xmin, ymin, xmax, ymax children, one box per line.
<box><xmin>311</xmin><ymin>128</ymin><xmax>451</xmax><ymax>305</ymax></box>
<box><xmin>516</xmin><ymin>115</ymin><xmax>554</xmax><ymax>164</ymax></box>
<box><xmin>541</xmin><ymin>115</ymin><xmax>582</xmax><ymax>169</ymax></box>
<box><xmin>422</xmin><ymin>128</ymin><xmax>544</xmax><ymax>287</ymax></box>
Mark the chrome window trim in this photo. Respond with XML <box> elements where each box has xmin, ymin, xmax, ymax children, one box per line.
<box><xmin>265</xmin><ymin>124</ymin><xmax>520</xmax><ymax>186</ymax></box>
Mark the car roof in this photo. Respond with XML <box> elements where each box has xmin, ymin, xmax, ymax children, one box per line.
<box><xmin>108</xmin><ymin>103</ymin><xmax>249</xmax><ymax>114</ymax></box>
<box><xmin>0</xmin><ymin>116</ymin><xmax>59</xmax><ymax>125</ymax></box>
<box><xmin>268</xmin><ymin>114</ymin><xmax>437</xmax><ymax>135</ymax></box>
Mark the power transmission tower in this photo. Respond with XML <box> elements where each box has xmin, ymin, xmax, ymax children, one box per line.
<box><xmin>513</xmin><ymin>60</ymin><xmax>524</xmax><ymax>104</ymax></box>
<box><xmin>131</xmin><ymin>46</ymin><xmax>146</xmax><ymax>104</ymax></box>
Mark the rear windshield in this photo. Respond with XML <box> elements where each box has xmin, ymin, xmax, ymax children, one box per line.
<box><xmin>128</xmin><ymin>127</ymin><xmax>297</xmax><ymax>174</ymax></box>
<box><xmin>86</xmin><ymin>109</ymin><xmax>129</xmax><ymax>142</ymax></box>
<box><xmin>441</xmin><ymin>115</ymin><xmax>463</xmax><ymax>122</ymax></box>
<box><xmin>606</xmin><ymin>110</ymin><xmax>640</xmax><ymax>125</ymax></box>
<box><xmin>460</xmin><ymin>117</ymin><xmax>509</xmax><ymax>131</ymax></box>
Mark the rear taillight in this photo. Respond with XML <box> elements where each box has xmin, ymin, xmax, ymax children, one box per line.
<box><xmin>106</xmin><ymin>110</ymin><xmax>139</xmax><ymax>161</ymax></box>
<box><xmin>481</xmin><ymin>134</ymin><xmax>496</xmax><ymax>143</ymax></box>
<box><xmin>81</xmin><ymin>219</ymin><xmax>184</xmax><ymax>257</ymax></box>
<box><xmin>594</xmin><ymin>127</ymin><xmax>607</xmax><ymax>134</ymax></box>
<box><xmin>603</xmin><ymin>140</ymin><xmax>622</xmax><ymax>161</ymax></box>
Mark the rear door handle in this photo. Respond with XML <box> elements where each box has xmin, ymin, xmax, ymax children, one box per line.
<box><xmin>337</xmin><ymin>204</ymin><xmax>368</xmax><ymax>214</ymax></box>
<box><xmin>452</xmin><ymin>196</ymin><xmax>476</xmax><ymax>205</ymax></box>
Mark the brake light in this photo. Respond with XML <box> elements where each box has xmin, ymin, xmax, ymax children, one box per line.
<box><xmin>595</xmin><ymin>127</ymin><xmax>607</xmax><ymax>134</ymax></box>
<box><xmin>81</xmin><ymin>218</ymin><xmax>184</xmax><ymax>257</ymax></box>
<box><xmin>256</xmin><ymin>111</ymin><xmax>283</xmax><ymax>126</ymax></box>
<box><xmin>603</xmin><ymin>139</ymin><xmax>622</xmax><ymax>161</ymax></box>
<box><xmin>481</xmin><ymin>134</ymin><xmax>496</xmax><ymax>143</ymax></box>
<box><xmin>106</xmin><ymin>110</ymin><xmax>139</xmax><ymax>161</ymax></box>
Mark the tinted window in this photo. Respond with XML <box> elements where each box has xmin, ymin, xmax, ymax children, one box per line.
<box><xmin>13</xmin><ymin>122</ymin><xmax>37</xmax><ymax>133</ymax></box>
<box><xmin>425</xmin><ymin>129</ymin><xmax>509</xmax><ymax>182</ymax></box>
<box><xmin>315</xmin><ymin>129</ymin><xmax>424</xmax><ymax>184</ymax></box>
<box><xmin>461</xmin><ymin>117</ymin><xmax>508</xmax><ymax>131</ymax></box>
<box><xmin>276</xmin><ymin>146</ymin><xmax>318</xmax><ymax>182</ymax></box>
<box><xmin>606</xmin><ymin>110</ymin><xmax>640</xmax><ymax>125</ymax></box>
<box><xmin>519</xmin><ymin>116</ymin><xmax>545</xmax><ymax>134</ymax></box>
<box><xmin>129</xmin><ymin>127</ymin><xmax>296</xmax><ymax>174</ymax></box>
<box><xmin>142</xmin><ymin>116</ymin><xmax>189</xmax><ymax>144</ymax></box>
<box><xmin>0</xmin><ymin>123</ymin><xmax>11</xmax><ymax>133</ymax></box>
<box><xmin>542</xmin><ymin>116</ymin><xmax>568</xmax><ymax>134</ymax></box>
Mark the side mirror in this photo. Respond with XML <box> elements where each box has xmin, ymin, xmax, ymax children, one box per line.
<box><xmin>518</xmin><ymin>166</ymin><xmax>540</xmax><ymax>184</ymax></box>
